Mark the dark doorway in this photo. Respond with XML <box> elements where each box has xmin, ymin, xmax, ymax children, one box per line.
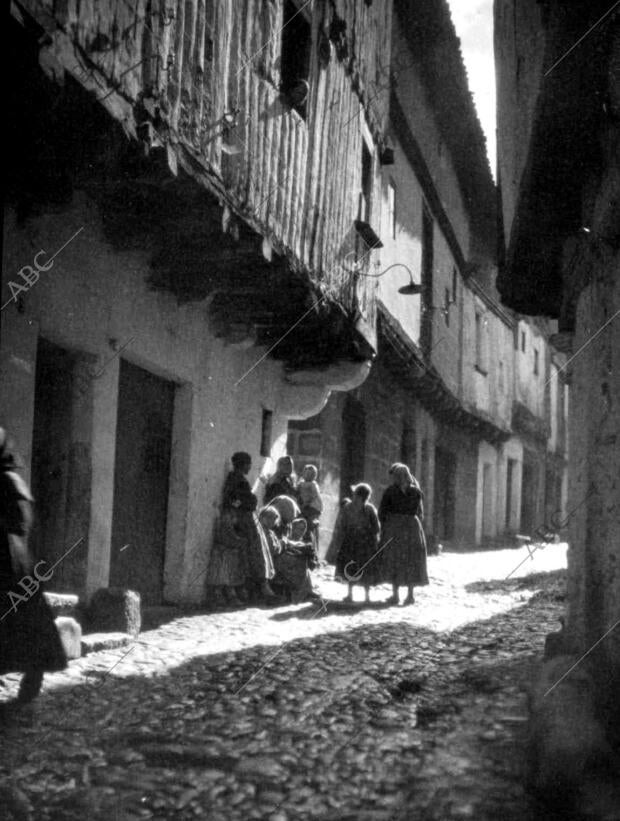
<box><xmin>481</xmin><ymin>463</ymin><xmax>494</xmax><ymax>537</ymax></box>
<box><xmin>110</xmin><ymin>360</ymin><xmax>175</xmax><ymax>605</ymax></box>
<box><xmin>433</xmin><ymin>446</ymin><xmax>456</xmax><ymax>540</ymax></box>
<box><xmin>340</xmin><ymin>395</ymin><xmax>366</xmax><ymax>500</ymax></box>
<box><xmin>506</xmin><ymin>458</ymin><xmax>517</xmax><ymax>531</ymax></box>
<box><xmin>30</xmin><ymin>339</ymin><xmax>84</xmax><ymax>592</ymax></box>
<box><xmin>521</xmin><ymin>454</ymin><xmax>538</xmax><ymax>534</ymax></box>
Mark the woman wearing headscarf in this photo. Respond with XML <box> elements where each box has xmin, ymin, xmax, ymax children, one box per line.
<box><xmin>259</xmin><ymin>511</ymin><xmax>317</xmax><ymax>604</ymax></box>
<box><xmin>263</xmin><ymin>456</ymin><xmax>297</xmax><ymax>505</ymax></box>
<box><xmin>378</xmin><ymin>463</ymin><xmax>429</xmax><ymax>605</ymax></box>
<box><xmin>262</xmin><ymin>497</ymin><xmax>319</xmax><ymax>602</ymax></box>
<box><xmin>266</xmin><ymin>493</ymin><xmax>301</xmax><ymax>530</ymax></box>
<box><xmin>0</xmin><ymin>428</ymin><xmax>67</xmax><ymax>709</ymax></box>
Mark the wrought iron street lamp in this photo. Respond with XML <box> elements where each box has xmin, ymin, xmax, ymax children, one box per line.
<box><xmin>344</xmin><ymin>255</ymin><xmax>422</xmax><ymax>295</ymax></box>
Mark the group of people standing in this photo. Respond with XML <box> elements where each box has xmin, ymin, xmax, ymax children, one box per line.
<box><xmin>207</xmin><ymin>453</ymin><xmax>429</xmax><ymax>609</ymax></box>
<box><xmin>1</xmin><ymin>428</ymin><xmax>430</xmax><ymax>711</ymax></box>
<box><xmin>206</xmin><ymin>454</ymin><xmax>322</xmax><ymax>607</ymax></box>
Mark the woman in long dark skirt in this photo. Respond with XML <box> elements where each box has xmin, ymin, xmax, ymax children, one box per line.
<box><xmin>0</xmin><ymin>428</ymin><xmax>67</xmax><ymax>709</ymax></box>
<box><xmin>378</xmin><ymin>463</ymin><xmax>429</xmax><ymax>606</ymax></box>
<box><xmin>222</xmin><ymin>452</ymin><xmax>277</xmax><ymax>603</ymax></box>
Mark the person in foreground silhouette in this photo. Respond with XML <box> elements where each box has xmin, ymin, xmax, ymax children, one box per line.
<box><xmin>0</xmin><ymin>428</ymin><xmax>67</xmax><ymax>713</ymax></box>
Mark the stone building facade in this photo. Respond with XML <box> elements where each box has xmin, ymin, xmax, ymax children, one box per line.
<box><xmin>1</xmin><ymin>0</ymin><xmax>395</xmax><ymax>605</ymax></box>
<box><xmin>289</xmin><ymin>0</ymin><xmax>568</xmax><ymax>554</ymax></box>
<box><xmin>495</xmin><ymin>0</ymin><xmax>619</xmax><ymax>739</ymax></box>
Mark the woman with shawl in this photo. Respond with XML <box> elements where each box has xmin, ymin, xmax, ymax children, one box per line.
<box><xmin>378</xmin><ymin>463</ymin><xmax>429</xmax><ymax>606</ymax></box>
<box><xmin>221</xmin><ymin>451</ymin><xmax>277</xmax><ymax>603</ymax></box>
<box><xmin>0</xmin><ymin>428</ymin><xmax>67</xmax><ymax>709</ymax></box>
<box><xmin>259</xmin><ymin>510</ymin><xmax>316</xmax><ymax>604</ymax></box>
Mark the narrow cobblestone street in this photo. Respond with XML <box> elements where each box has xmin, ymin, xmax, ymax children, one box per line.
<box><xmin>1</xmin><ymin>546</ymin><xmax>568</xmax><ymax>821</ymax></box>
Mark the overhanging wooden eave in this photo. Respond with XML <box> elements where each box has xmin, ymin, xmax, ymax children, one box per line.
<box><xmin>378</xmin><ymin>306</ymin><xmax>511</xmax><ymax>445</ymax></box>
<box><xmin>496</xmin><ymin>0</ymin><xmax>615</xmax><ymax>321</ymax></box>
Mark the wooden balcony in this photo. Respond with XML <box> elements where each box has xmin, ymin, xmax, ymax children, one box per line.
<box><xmin>13</xmin><ymin>0</ymin><xmax>392</xmax><ymax>364</ymax></box>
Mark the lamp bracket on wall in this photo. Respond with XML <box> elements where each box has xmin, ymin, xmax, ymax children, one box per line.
<box><xmin>342</xmin><ymin>255</ymin><xmax>421</xmax><ymax>295</ymax></box>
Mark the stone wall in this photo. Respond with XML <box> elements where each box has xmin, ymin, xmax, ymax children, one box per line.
<box><xmin>494</xmin><ymin>0</ymin><xmax>619</xmax><ymax>738</ymax></box>
<box><xmin>565</xmin><ymin>220</ymin><xmax>620</xmax><ymax>727</ymax></box>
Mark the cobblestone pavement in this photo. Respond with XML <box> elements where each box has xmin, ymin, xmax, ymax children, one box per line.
<box><xmin>1</xmin><ymin>545</ymin><xmax>570</xmax><ymax>821</ymax></box>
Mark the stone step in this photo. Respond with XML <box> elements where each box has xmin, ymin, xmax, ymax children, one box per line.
<box><xmin>44</xmin><ymin>592</ymin><xmax>80</xmax><ymax>618</ymax></box>
<box><xmin>80</xmin><ymin>632</ymin><xmax>133</xmax><ymax>656</ymax></box>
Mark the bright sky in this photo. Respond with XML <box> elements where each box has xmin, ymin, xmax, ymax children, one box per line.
<box><xmin>447</xmin><ymin>0</ymin><xmax>497</xmax><ymax>178</ymax></box>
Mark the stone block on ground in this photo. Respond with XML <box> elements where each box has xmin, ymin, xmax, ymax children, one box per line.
<box><xmin>81</xmin><ymin>632</ymin><xmax>132</xmax><ymax>655</ymax></box>
<box><xmin>55</xmin><ymin>616</ymin><xmax>82</xmax><ymax>659</ymax></box>
<box><xmin>44</xmin><ymin>592</ymin><xmax>79</xmax><ymax>618</ymax></box>
<box><xmin>86</xmin><ymin>587</ymin><xmax>141</xmax><ymax>636</ymax></box>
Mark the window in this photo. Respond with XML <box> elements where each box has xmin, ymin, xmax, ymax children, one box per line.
<box><xmin>534</xmin><ymin>348</ymin><xmax>539</xmax><ymax>376</ymax></box>
<box><xmin>387</xmin><ymin>180</ymin><xmax>397</xmax><ymax>239</ymax></box>
<box><xmin>280</xmin><ymin>1</ymin><xmax>311</xmax><ymax>119</ymax></box>
<box><xmin>521</xmin><ymin>331</ymin><xmax>526</xmax><ymax>352</ymax></box>
<box><xmin>360</xmin><ymin>142</ymin><xmax>373</xmax><ymax>222</ymax></box>
<box><xmin>475</xmin><ymin>312</ymin><xmax>488</xmax><ymax>374</ymax></box>
<box><xmin>260</xmin><ymin>409</ymin><xmax>273</xmax><ymax>457</ymax></box>
<box><xmin>444</xmin><ymin>288</ymin><xmax>451</xmax><ymax>326</ymax></box>
<box><xmin>452</xmin><ymin>268</ymin><xmax>457</xmax><ymax>302</ymax></box>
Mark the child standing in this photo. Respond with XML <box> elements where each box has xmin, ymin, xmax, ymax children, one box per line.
<box><xmin>330</xmin><ymin>483</ymin><xmax>381</xmax><ymax>604</ymax></box>
<box><xmin>297</xmin><ymin>464</ymin><xmax>323</xmax><ymax>554</ymax></box>
<box><xmin>206</xmin><ymin>508</ymin><xmax>247</xmax><ymax>608</ymax></box>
